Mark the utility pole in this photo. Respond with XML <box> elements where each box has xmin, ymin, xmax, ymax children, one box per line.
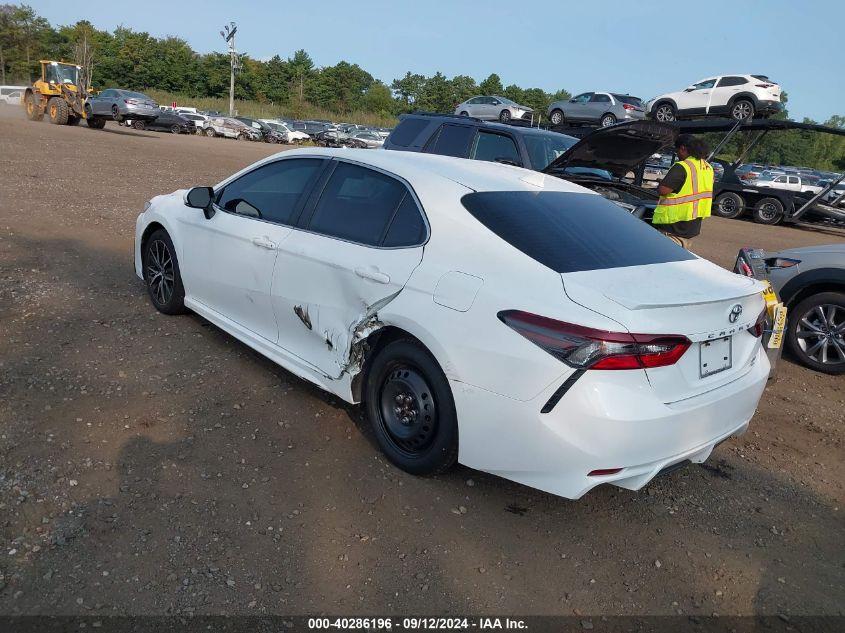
<box><xmin>220</xmin><ymin>22</ymin><xmax>238</xmax><ymax>116</ymax></box>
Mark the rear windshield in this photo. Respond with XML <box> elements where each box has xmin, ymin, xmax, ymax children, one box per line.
<box><xmin>389</xmin><ymin>118</ymin><xmax>432</xmax><ymax>147</ymax></box>
<box><xmin>461</xmin><ymin>191</ymin><xmax>695</xmax><ymax>273</ymax></box>
<box><xmin>612</xmin><ymin>94</ymin><xmax>643</xmax><ymax>106</ymax></box>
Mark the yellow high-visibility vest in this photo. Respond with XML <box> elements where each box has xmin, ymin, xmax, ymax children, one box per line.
<box><xmin>653</xmin><ymin>158</ymin><xmax>714</xmax><ymax>224</ymax></box>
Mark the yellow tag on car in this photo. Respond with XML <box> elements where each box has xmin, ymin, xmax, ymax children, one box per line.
<box><xmin>768</xmin><ymin>303</ymin><xmax>787</xmax><ymax>349</ymax></box>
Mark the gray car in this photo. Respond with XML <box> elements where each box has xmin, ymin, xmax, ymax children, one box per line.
<box><xmin>86</xmin><ymin>89</ymin><xmax>160</xmax><ymax>121</ymax></box>
<box><xmin>737</xmin><ymin>244</ymin><xmax>845</xmax><ymax>374</ymax></box>
<box><xmin>547</xmin><ymin>92</ymin><xmax>646</xmax><ymax>127</ymax></box>
<box><xmin>454</xmin><ymin>95</ymin><xmax>534</xmax><ymax>123</ymax></box>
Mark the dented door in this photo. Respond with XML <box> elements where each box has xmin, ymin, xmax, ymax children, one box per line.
<box><xmin>271</xmin><ymin>231</ymin><xmax>423</xmax><ymax>378</ymax></box>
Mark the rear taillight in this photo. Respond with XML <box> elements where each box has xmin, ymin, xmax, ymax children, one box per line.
<box><xmin>755</xmin><ymin>83</ymin><xmax>773</xmax><ymax>88</ymax></box>
<box><xmin>751</xmin><ymin>309</ymin><xmax>767</xmax><ymax>338</ymax></box>
<box><xmin>498</xmin><ymin>310</ymin><xmax>690</xmax><ymax>370</ymax></box>
<box><xmin>124</xmin><ymin>98</ymin><xmax>141</xmax><ymax>105</ymax></box>
<box><xmin>622</xmin><ymin>103</ymin><xmax>636</xmax><ymax>111</ymax></box>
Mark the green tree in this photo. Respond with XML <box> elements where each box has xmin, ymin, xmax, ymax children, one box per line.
<box><xmin>478</xmin><ymin>72</ymin><xmax>503</xmax><ymax>95</ymax></box>
<box><xmin>417</xmin><ymin>72</ymin><xmax>452</xmax><ymax>112</ymax></box>
<box><xmin>287</xmin><ymin>48</ymin><xmax>313</xmax><ymax>104</ymax></box>
<box><xmin>391</xmin><ymin>71</ymin><xmax>425</xmax><ymax>107</ymax></box>
<box><xmin>449</xmin><ymin>74</ymin><xmax>477</xmax><ymax>105</ymax></box>
<box><xmin>362</xmin><ymin>81</ymin><xmax>394</xmax><ymax>115</ymax></box>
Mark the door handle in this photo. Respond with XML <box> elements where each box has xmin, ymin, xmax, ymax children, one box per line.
<box><xmin>251</xmin><ymin>236</ymin><xmax>276</xmax><ymax>250</ymax></box>
<box><xmin>354</xmin><ymin>267</ymin><xmax>390</xmax><ymax>284</ymax></box>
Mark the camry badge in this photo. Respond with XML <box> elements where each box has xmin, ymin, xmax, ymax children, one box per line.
<box><xmin>729</xmin><ymin>304</ymin><xmax>743</xmax><ymax>324</ymax></box>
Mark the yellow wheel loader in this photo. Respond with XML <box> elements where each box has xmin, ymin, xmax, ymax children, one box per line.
<box><xmin>23</xmin><ymin>60</ymin><xmax>106</xmax><ymax>129</ymax></box>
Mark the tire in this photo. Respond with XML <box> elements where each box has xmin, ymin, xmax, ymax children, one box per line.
<box><xmin>752</xmin><ymin>197</ymin><xmax>784</xmax><ymax>225</ymax></box>
<box><xmin>786</xmin><ymin>292</ymin><xmax>845</xmax><ymax>375</ymax></box>
<box><xmin>653</xmin><ymin>103</ymin><xmax>676</xmax><ymax>122</ymax></box>
<box><xmin>731</xmin><ymin>99</ymin><xmax>755</xmax><ymax>121</ymax></box>
<box><xmin>25</xmin><ymin>92</ymin><xmax>43</xmax><ymax>121</ymax></box>
<box><xmin>549</xmin><ymin>109</ymin><xmax>564</xmax><ymax>126</ymax></box>
<box><xmin>86</xmin><ymin>117</ymin><xmax>106</xmax><ymax>129</ymax></box>
<box><xmin>237</xmin><ymin>133</ymin><xmax>246</xmax><ymax>141</ymax></box>
<box><xmin>111</xmin><ymin>104</ymin><xmax>122</xmax><ymax>121</ymax></box>
<box><xmin>133</xmin><ymin>121</ymin><xmax>145</xmax><ymax>130</ymax></box>
<box><xmin>364</xmin><ymin>339</ymin><xmax>458</xmax><ymax>476</ymax></box>
<box><xmin>47</xmin><ymin>97</ymin><xmax>69</xmax><ymax>125</ymax></box>
<box><xmin>600</xmin><ymin>113</ymin><xmax>617</xmax><ymax>127</ymax></box>
<box><xmin>142</xmin><ymin>229</ymin><xmax>187</xmax><ymax>315</ymax></box>
<box><xmin>499</xmin><ymin>109</ymin><xmax>511</xmax><ymax>123</ymax></box>
<box><xmin>67</xmin><ymin>115</ymin><xmax>81</xmax><ymax>126</ymax></box>
<box><xmin>714</xmin><ymin>192</ymin><xmax>745</xmax><ymax>219</ymax></box>
<box><xmin>170</xmin><ymin>125</ymin><xmax>181</xmax><ymax>134</ymax></box>
<box><xmin>205</xmin><ymin>127</ymin><xmax>216</xmax><ymax>137</ymax></box>
<box><xmin>459</xmin><ymin>111</ymin><xmax>468</xmax><ymax>116</ymax></box>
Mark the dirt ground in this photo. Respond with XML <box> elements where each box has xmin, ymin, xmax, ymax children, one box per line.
<box><xmin>0</xmin><ymin>104</ymin><xmax>843</xmax><ymax>619</ymax></box>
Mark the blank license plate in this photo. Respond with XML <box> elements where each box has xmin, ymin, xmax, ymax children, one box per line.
<box><xmin>700</xmin><ymin>337</ymin><xmax>732</xmax><ymax>378</ymax></box>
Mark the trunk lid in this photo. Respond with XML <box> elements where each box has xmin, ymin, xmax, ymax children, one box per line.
<box><xmin>561</xmin><ymin>258</ymin><xmax>766</xmax><ymax>403</ymax></box>
<box><xmin>542</xmin><ymin>120</ymin><xmax>677</xmax><ymax>177</ymax></box>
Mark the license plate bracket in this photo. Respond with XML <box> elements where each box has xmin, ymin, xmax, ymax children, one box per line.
<box><xmin>699</xmin><ymin>336</ymin><xmax>732</xmax><ymax>378</ymax></box>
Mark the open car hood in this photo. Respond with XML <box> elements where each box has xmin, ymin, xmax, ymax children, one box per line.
<box><xmin>543</xmin><ymin>120</ymin><xmax>677</xmax><ymax>178</ymax></box>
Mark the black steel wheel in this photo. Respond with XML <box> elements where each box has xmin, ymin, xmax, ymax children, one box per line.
<box><xmin>786</xmin><ymin>292</ymin><xmax>845</xmax><ymax>374</ymax></box>
<box><xmin>752</xmin><ymin>197</ymin><xmax>784</xmax><ymax>225</ymax></box>
<box><xmin>364</xmin><ymin>339</ymin><xmax>458</xmax><ymax>476</ymax></box>
<box><xmin>714</xmin><ymin>192</ymin><xmax>745</xmax><ymax>219</ymax></box>
<box><xmin>143</xmin><ymin>229</ymin><xmax>186</xmax><ymax>315</ymax></box>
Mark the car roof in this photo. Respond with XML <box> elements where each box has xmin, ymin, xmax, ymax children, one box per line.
<box><xmin>262</xmin><ymin>147</ymin><xmax>590</xmax><ymax>195</ymax></box>
<box><xmin>399</xmin><ymin>113</ymin><xmax>574</xmax><ymax>139</ymax></box>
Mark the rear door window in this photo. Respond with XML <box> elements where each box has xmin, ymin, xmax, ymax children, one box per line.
<box><xmin>461</xmin><ymin>191</ymin><xmax>695</xmax><ymax>273</ymax></box>
<box><xmin>216</xmin><ymin>158</ymin><xmax>324</xmax><ymax>224</ymax></box>
<box><xmin>590</xmin><ymin>93</ymin><xmax>611</xmax><ymax>103</ymax></box>
<box><xmin>308</xmin><ymin>162</ymin><xmax>409</xmax><ymax>246</ymax></box>
<box><xmin>470</xmin><ymin>131</ymin><xmax>521</xmax><ymax>165</ymax></box>
<box><xmin>423</xmin><ymin>123</ymin><xmax>475</xmax><ymax>158</ymax></box>
<box><xmin>717</xmin><ymin>76</ymin><xmax>748</xmax><ymax>87</ymax></box>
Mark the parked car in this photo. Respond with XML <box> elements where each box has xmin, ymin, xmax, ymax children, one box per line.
<box><xmin>647</xmin><ymin>75</ymin><xmax>783</xmax><ymax>122</ymax></box>
<box><xmin>313</xmin><ymin>129</ymin><xmax>349</xmax><ymax>147</ymax></box>
<box><xmin>454</xmin><ymin>95</ymin><xmax>534</xmax><ymax>123</ymax></box>
<box><xmin>259</xmin><ymin>119</ymin><xmax>310</xmax><ymax>144</ymax></box>
<box><xmin>735</xmin><ymin>163</ymin><xmax>766</xmax><ymax>181</ymax></box>
<box><xmin>235</xmin><ymin>117</ymin><xmax>285</xmax><ymax>143</ymax></box>
<box><xmin>547</xmin><ymin>92</ymin><xmax>646</xmax><ymax>127</ymax></box>
<box><xmin>135</xmin><ymin>147</ymin><xmax>769</xmax><ymax>499</ymax></box>
<box><xmin>0</xmin><ymin>85</ymin><xmax>26</xmax><ymax>105</ymax></box>
<box><xmin>347</xmin><ymin>131</ymin><xmax>384</xmax><ymax>149</ymax></box>
<box><xmin>85</xmin><ymin>89</ymin><xmax>160</xmax><ymax>121</ymax></box>
<box><xmin>385</xmin><ymin>114</ymin><xmax>673</xmax><ymax>221</ymax></box>
<box><xmin>204</xmin><ymin>117</ymin><xmax>260</xmax><ymax>140</ymax></box>
<box><xmin>178</xmin><ymin>112</ymin><xmax>209</xmax><ymax>133</ymax></box>
<box><xmin>131</xmin><ymin>110</ymin><xmax>192</xmax><ymax>134</ymax></box>
<box><xmin>752</xmin><ymin>173</ymin><xmax>803</xmax><ymax>191</ymax></box>
<box><xmin>385</xmin><ymin>113</ymin><xmax>578</xmax><ymax>171</ymax></box>
<box><xmin>736</xmin><ymin>245</ymin><xmax>844</xmax><ymax>374</ymax></box>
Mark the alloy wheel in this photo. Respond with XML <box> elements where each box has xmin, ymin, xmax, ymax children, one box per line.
<box><xmin>732</xmin><ymin>101</ymin><xmax>753</xmax><ymax>120</ymax></box>
<box><xmin>146</xmin><ymin>239</ymin><xmax>175</xmax><ymax>306</ymax></box>
<box><xmin>378</xmin><ymin>365</ymin><xmax>437</xmax><ymax>456</ymax></box>
<box><xmin>795</xmin><ymin>304</ymin><xmax>845</xmax><ymax>367</ymax></box>
<box><xmin>655</xmin><ymin>105</ymin><xmax>675</xmax><ymax>122</ymax></box>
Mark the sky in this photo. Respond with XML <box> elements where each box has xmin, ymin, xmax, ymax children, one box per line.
<box><xmin>33</xmin><ymin>0</ymin><xmax>842</xmax><ymax>122</ymax></box>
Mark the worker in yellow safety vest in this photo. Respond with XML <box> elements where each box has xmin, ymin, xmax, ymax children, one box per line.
<box><xmin>653</xmin><ymin>134</ymin><xmax>714</xmax><ymax>249</ymax></box>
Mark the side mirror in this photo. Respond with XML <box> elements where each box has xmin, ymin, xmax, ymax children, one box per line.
<box><xmin>186</xmin><ymin>186</ymin><xmax>214</xmax><ymax>218</ymax></box>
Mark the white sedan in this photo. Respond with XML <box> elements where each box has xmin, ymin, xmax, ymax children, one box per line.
<box><xmin>135</xmin><ymin>148</ymin><xmax>770</xmax><ymax>499</ymax></box>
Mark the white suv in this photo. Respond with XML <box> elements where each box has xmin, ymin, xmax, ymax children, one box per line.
<box><xmin>647</xmin><ymin>74</ymin><xmax>782</xmax><ymax>122</ymax></box>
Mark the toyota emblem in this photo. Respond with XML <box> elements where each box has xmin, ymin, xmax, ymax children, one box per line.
<box><xmin>729</xmin><ymin>304</ymin><xmax>743</xmax><ymax>323</ymax></box>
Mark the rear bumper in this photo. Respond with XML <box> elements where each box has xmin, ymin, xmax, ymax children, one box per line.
<box><xmin>122</xmin><ymin>105</ymin><xmax>160</xmax><ymax>121</ymax></box>
<box><xmin>756</xmin><ymin>100</ymin><xmax>783</xmax><ymax>115</ymax></box>
<box><xmin>453</xmin><ymin>345</ymin><xmax>769</xmax><ymax>499</ymax></box>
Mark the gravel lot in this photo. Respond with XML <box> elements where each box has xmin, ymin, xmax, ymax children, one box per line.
<box><xmin>0</xmin><ymin>104</ymin><xmax>843</xmax><ymax>618</ymax></box>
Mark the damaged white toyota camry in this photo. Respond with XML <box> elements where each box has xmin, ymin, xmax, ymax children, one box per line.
<box><xmin>135</xmin><ymin>148</ymin><xmax>770</xmax><ymax>499</ymax></box>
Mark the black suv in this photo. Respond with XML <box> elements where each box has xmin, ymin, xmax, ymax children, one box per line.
<box><xmin>383</xmin><ymin>113</ymin><xmax>579</xmax><ymax>171</ymax></box>
<box><xmin>385</xmin><ymin>113</ymin><xmax>678</xmax><ymax>221</ymax></box>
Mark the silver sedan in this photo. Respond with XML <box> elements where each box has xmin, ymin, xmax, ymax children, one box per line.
<box><xmin>454</xmin><ymin>96</ymin><xmax>534</xmax><ymax>123</ymax></box>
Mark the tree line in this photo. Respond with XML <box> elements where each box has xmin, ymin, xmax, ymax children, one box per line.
<box><xmin>1</xmin><ymin>3</ymin><xmax>842</xmax><ymax>170</ymax></box>
<box><xmin>0</xmin><ymin>4</ymin><xmax>569</xmax><ymax>118</ymax></box>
